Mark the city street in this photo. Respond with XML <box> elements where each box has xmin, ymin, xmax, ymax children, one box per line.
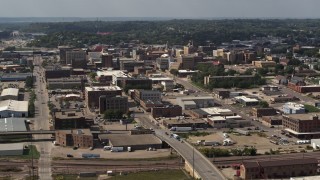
<box><xmin>32</xmin><ymin>56</ymin><xmax>52</xmax><ymax>180</ymax></box>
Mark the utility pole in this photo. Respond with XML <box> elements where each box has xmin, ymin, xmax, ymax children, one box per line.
<box><xmin>192</xmin><ymin>147</ymin><xmax>195</xmax><ymax>179</ymax></box>
<box><xmin>31</xmin><ymin>136</ymin><xmax>34</xmax><ymax>180</ymax></box>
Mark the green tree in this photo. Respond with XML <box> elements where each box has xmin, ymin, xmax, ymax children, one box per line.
<box><xmin>170</xmin><ymin>69</ymin><xmax>179</xmax><ymax>76</ymax></box>
<box><xmin>285</xmin><ymin>65</ymin><xmax>295</xmax><ymax>74</ymax></box>
<box><xmin>104</xmin><ymin>110</ymin><xmax>115</xmax><ymax>120</ymax></box>
<box><xmin>25</xmin><ymin>76</ymin><xmax>34</xmax><ymax>88</ymax></box>
<box><xmin>89</xmin><ymin>72</ymin><xmax>97</xmax><ymax>81</ymax></box>
<box><xmin>259</xmin><ymin>101</ymin><xmax>269</xmax><ymax>108</ymax></box>
<box><xmin>4</xmin><ymin>46</ymin><xmax>16</xmax><ymax>51</ymax></box>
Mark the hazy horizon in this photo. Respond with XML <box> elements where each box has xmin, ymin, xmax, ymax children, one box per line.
<box><xmin>0</xmin><ymin>0</ymin><xmax>320</xmax><ymax>19</ymax></box>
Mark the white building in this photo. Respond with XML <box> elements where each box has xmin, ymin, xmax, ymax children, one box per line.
<box><xmin>0</xmin><ymin>88</ymin><xmax>19</xmax><ymax>100</ymax></box>
<box><xmin>200</xmin><ymin>107</ymin><xmax>233</xmax><ymax>117</ymax></box>
<box><xmin>311</xmin><ymin>139</ymin><xmax>320</xmax><ymax>150</ymax></box>
<box><xmin>234</xmin><ymin>96</ymin><xmax>259</xmax><ymax>106</ymax></box>
<box><xmin>0</xmin><ymin>100</ymin><xmax>28</xmax><ymax>118</ymax></box>
<box><xmin>96</xmin><ymin>70</ymin><xmax>129</xmax><ymax>85</ymax></box>
<box><xmin>177</xmin><ymin>96</ymin><xmax>215</xmax><ymax>110</ymax></box>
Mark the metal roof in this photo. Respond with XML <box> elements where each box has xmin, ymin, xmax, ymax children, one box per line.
<box><xmin>0</xmin><ymin>143</ymin><xmax>24</xmax><ymax>151</ymax></box>
<box><xmin>0</xmin><ymin>118</ymin><xmax>27</xmax><ymax>132</ymax></box>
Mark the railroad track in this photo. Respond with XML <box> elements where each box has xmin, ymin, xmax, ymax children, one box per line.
<box><xmin>212</xmin><ymin>151</ymin><xmax>320</xmax><ymax>165</ymax></box>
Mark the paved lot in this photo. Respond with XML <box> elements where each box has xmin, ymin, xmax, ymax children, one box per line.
<box><xmin>188</xmin><ymin>133</ymin><xmax>224</xmax><ymax>145</ymax></box>
<box><xmin>51</xmin><ymin>145</ymin><xmax>171</xmax><ymax>159</ymax></box>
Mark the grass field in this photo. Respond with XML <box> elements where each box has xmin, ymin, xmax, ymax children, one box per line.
<box><xmin>53</xmin><ymin>169</ymin><xmax>191</xmax><ymax>180</ymax></box>
<box><xmin>304</xmin><ymin>104</ymin><xmax>320</xmax><ymax>113</ymax></box>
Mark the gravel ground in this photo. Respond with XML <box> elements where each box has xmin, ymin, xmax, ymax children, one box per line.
<box><xmin>51</xmin><ymin>145</ymin><xmax>171</xmax><ymax>159</ymax></box>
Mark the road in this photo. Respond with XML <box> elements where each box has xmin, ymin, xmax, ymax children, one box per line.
<box><xmin>135</xmin><ymin>113</ymin><xmax>226</xmax><ymax>180</ymax></box>
<box><xmin>33</xmin><ymin>55</ymin><xmax>53</xmax><ymax>180</ymax></box>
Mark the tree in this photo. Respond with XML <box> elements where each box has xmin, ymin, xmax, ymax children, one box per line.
<box><xmin>104</xmin><ymin>110</ymin><xmax>115</xmax><ymax>120</ymax></box>
<box><xmin>89</xmin><ymin>72</ymin><xmax>97</xmax><ymax>80</ymax></box>
<box><xmin>4</xmin><ymin>46</ymin><xmax>15</xmax><ymax>51</ymax></box>
<box><xmin>259</xmin><ymin>101</ymin><xmax>269</xmax><ymax>108</ymax></box>
<box><xmin>170</xmin><ymin>69</ymin><xmax>179</xmax><ymax>76</ymax></box>
<box><xmin>243</xmin><ymin>69</ymin><xmax>253</xmax><ymax>75</ymax></box>
<box><xmin>285</xmin><ymin>65</ymin><xmax>295</xmax><ymax>74</ymax></box>
<box><xmin>25</xmin><ymin>76</ymin><xmax>34</xmax><ymax>88</ymax></box>
<box><xmin>257</xmin><ymin>68</ymin><xmax>268</xmax><ymax>76</ymax></box>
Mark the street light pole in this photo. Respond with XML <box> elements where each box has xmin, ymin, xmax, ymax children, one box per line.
<box><xmin>192</xmin><ymin>147</ymin><xmax>195</xmax><ymax>179</ymax></box>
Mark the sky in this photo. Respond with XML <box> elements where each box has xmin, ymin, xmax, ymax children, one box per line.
<box><xmin>0</xmin><ymin>0</ymin><xmax>319</xmax><ymax>18</ymax></box>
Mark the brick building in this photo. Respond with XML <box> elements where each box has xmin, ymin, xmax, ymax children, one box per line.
<box><xmin>251</xmin><ymin>108</ymin><xmax>277</xmax><ymax>117</ymax></box>
<box><xmin>44</xmin><ymin>66</ymin><xmax>71</xmax><ymax>79</ymax></box>
<box><xmin>151</xmin><ymin>105</ymin><xmax>182</xmax><ymax>118</ymax></box>
<box><xmin>240</xmin><ymin>158</ymin><xmax>318</xmax><ymax>179</ymax></box>
<box><xmin>261</xmin><ymin>116</ymin><xmax>282</xmax><ymax>126</ymax></box>
<box><xmin>101</xmin><ymin>54</ymin><xmax>113</xmax><ymax>68</ymax></box>
<box><xmin>133</xmin><ymin>89</ymin><xmax>161</xmax><ymax>103</ymax></box>
<box><xmin>285</xmin><ymin>76</ymin><xmax>320</xmax><ymax>93</ymax></box>
<box><xmin>282</xmin><ymin>114</ymin><xmax>320</xmax><ymax>139</ymax></box>
<box><xmin>85</xmin><ymin>86</ymin><xmax>122</xmax><ymax>109</ymax></box>
<box><xmin>99</xmin><ymin>95</ymin><xmax>128</xmax><ymax>114</ymax></box>
<box><xmin>53</xmin><ymin>111</ymin><xmax>88</xmax><ymax>130</ymax></box>
<box><xmin>120</xmin><ymin>77</ymin><xmax>152</xmax><ymax>91</ymax></box>
<box><xmin>66</xmin><ymin>50</ymin><xmax>87</xmax><ymax>68</ymax></box>
<box><xmin>55</xmin><ymin>129</ymin><xmax>93</xmax><ymax>148</ymax></box>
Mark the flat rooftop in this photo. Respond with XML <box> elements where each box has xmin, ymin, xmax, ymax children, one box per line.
<box><xmin>208</xmin><ymin>116</ymin><xmax>226</xmax><ymax>121</ymax></box>
<box><xmin>97</xmin><ymin>70</ymin><xmax>127</xmax><ymax>77</ymax></box>
<box><xmin>0</xmin><ymin>143</ymin><xmax>24</xmax><ymax>151</ymax></box>
<box><xmin>284</xmin><ymin>113</ymin><xmax>320</xmax><ymax>121</ymax></box>
<box><xmin>163</xmin><ymin>118</ymin><xmax>206</xmax><ymax>124</ymax></box>
<box><xmin>55</xmin><ymin>111</ymin><xmax>85</xmax><ymax>119</ymax></box>
<box><xmin>177</xmin><ymin>96</ymin><xmax>215</xmax><ymax>101</ymax></box>
<box><xmin>98</xmin><ymin>134</ymin><xmax>162</xmax><ymax>147</ymax></box>
<box><xmin>200</xmin><ymin>107</ymin><xmax>232</xmax><ymax>115</ymax></box>
<box><xmin>235</xmin><ymin>96</ymin><xmax>259</xmax><ymax>103</ymax></box>
<box><xmin>85</xmin><ymin>86</ymin><xmax>121</xmax><ymax>92</ymax></box>
<box><xmin>0</xmin><ymin>100</ymin><xmax>28</xmax><ymax>112</ymax></box>
<box><xmin>0</xmin><ymin>118</ymin><xmax>27</xmax><ymax>132</ymax></box>
<box><xmin>1</xmin><ymin>88</ymin><xmax>19</xmax><ymax>97</ymax></box>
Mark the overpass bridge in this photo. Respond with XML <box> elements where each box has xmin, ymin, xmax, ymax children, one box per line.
<box><xmin>155</xmin><ymin>130</ymin><xmax>226</xmax><ymax>180</ymax></box>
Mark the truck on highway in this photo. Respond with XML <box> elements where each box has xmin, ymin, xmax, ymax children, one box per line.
<box><xmin>235</xmin><ymin>128</ymin><xmax>250</xmax><ymax>136</ymax></box>
<box><xmin>111</xmin><ymin>147</ymin><xmax>124</xmax><ymax>152</ymax></box>
<box><xmin>170</xmin><ymin>127</ymin><xmax>192</xmax><ymax>132</ymax></box>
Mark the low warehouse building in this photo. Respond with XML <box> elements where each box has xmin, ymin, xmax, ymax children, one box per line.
<box><xmin>0</xmin><ymin>100</ymin><xmax>28</xmax><ymax>118</ymax></box>
<box><xmin>0</xmin><ymin>143</ymin><xmax>24</xmax><ymax>156</ymax></box>
<box><xmin>98</xmin><ymin>134</ymin><xmax>163</xmax><ymax>151</ymax></box>
<box><xmin>0</xmin><ymin>88</ymin><xmax>19</xmax><ymax>100</ymax></box>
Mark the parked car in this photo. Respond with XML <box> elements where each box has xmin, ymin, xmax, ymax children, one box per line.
<box><xmin>67</xmin><ymin>154</ymin><xmax>73</xmax><ymax>157</ymax></box>
<box><xmin>73</xmin><ymin>147</ymin><xmax>78</xmax><ymax>150</ymax></box>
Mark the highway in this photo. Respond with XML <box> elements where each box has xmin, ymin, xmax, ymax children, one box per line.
<box><xmin>33</xmin><ymin>55</ymin><xmax>53</xmax><ymax>180</ymax></box>
<box><xmin>135</xmin><ymin>113</ymin><xmax>226</xmax><ymax>180</ymax></box>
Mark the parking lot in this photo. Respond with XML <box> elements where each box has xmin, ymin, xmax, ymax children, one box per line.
<box><xmin>186</xmin><ymin>129</ymin><xmax>310</xmax><ymax>154</ymax></box>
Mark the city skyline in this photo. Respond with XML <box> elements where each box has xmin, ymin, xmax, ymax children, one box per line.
<box><xmin>0</xmin><ymin>0</ymin><xmax>320</xmax><ymax>18</ymax></box>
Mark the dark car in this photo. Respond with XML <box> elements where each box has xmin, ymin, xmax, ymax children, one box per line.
<box><xmin>67</xmin><ymin>154</ymin><xmax>73</xmax><ymax>157</ymax></box>
<box><xmin>73</xmin><ymin>147</ymin><xmax>78</xmax><ymax>150</ymax></box>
